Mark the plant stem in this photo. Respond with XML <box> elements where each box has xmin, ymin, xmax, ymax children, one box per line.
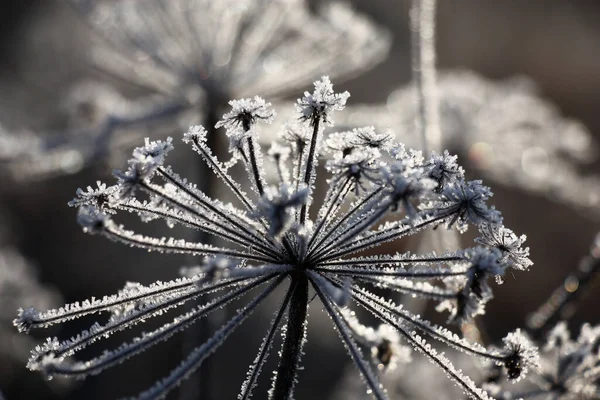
<box><xmin>272</xmin><ymin>273</ymin><xmax>308</xmax><ymax>399</ymax></box>
<box><xmin>179</xmin><ymin>105</ymin><xmax>220</xmax><ymax>400</ymax></box>
<box><xmin>299</xmin><ymin>118</ymin><xmax>321</xmax><ymax>224</ymax></box>
<box><xmin>411</xmin><ymin>0</ymin><xmax>441</xmax><ymax>154</ymax></box>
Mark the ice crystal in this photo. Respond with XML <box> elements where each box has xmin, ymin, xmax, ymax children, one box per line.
<box><xmin>0</xmin><ymin>0</ymin><xmax>390</xmax><ymax>182</ymax></box>
<box><xmin>15</xmin><ymin>78</ymin><xmax>534</xmax><ymax>399</ymax></box>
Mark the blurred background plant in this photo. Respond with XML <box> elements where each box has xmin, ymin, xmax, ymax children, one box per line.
<box><xmin>0</xmin><ymin>0</ymin><xmax>599</xmax><ymax>399</ymax></box>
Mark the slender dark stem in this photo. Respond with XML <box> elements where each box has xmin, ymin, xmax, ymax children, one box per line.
<box><xmin>299</xmin><ymin>119</ymin><xmax>321</xmax><ymax>224</ymax></box>
<box><xmin>239</xmin><ymin>280</ymin><xmax>294</xmax><ymax>400</ymax></box>
<box><xmin>180</xmin><ymin>106</ymin><xmax>220</xmax><ymax>400</ymax></box>
<box><xmin>272</xmin><ymin>273</ymin><xmax>309</xmax><ymax>399</ymax></box>
<box><xmin>246</xmin><ymin>136</ymin><xmax>264</xmax><ymax>196</ymax></box>
<box><xmin>316</xmin><ymin>266</ymin><xmax>467</xmax><ymax>278</ymax></box>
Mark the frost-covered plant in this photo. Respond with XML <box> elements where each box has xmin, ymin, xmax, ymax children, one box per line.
<box><xmin>15</xmin><ymin>77</ymin><xmax>537</xmax><ymax>399</ymax></box>
<box><xmin>337</xmin><ymin>70</ymin><xmax>600</xmax><ymax>218</ymax></box>
<box><xmin>522</xmin><ymin>322</ymin><xmax>600</xmax><ymax>399</ymax></box>
<box><xmin>0</xmin><ymin>0</ymin><xmax>389</xmax><ymax>182</ymax></box>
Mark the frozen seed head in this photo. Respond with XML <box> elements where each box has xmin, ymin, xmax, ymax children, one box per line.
<box><xmin>216</xmin><ymin>96</ymin><xmax>275</xmax><ymax>132</ymax></box>
<box><xmin>326</xmin><ymin>148</ymin><xmax>382</xmax><ymax>193</ymax></box>
<box><xmin>462</xmin><ymin>247</ymin><xmax>505</xmax><ymax>300</ymax></box>
<box><xmin>500</xmin><ymin>329</ymin><xmax>539</xmax><ymax>382</ymax></box>
<box><xmin>14</xmin><ymin>307</ymin><xmax>41</xmax><ymax>333</ymax></box>
<box><xmin>182</xmin><ymin>125</ymin><xmax>208</xmax><ymax>144</ymax></box>
<box><xmin>68</xmin><ymin>181</ymin><xmax>117</xmax><ymax>213</ymax></box>
<box><xmin>326</xmin><ymin>130</ymin><xmax>360</xmax><ymax>157</ymax></box>
<box><xmin>438</xmin><ymin>288</ymin><xmax>486</xmax><ymax>325</ymax></box>
<box><xmin>426</xmin><ymin>150</ymin><xmax>465</xmax><ymax>192</ymax></box>
<box><xmin>437</xmin><ymin>179</ymin><xmax>502</xmax><ymax>232</ymax></box>
<box><xmin>352</xmin><ymin>127</ymin><xmax>394</xmax><ymax>151</ymax></box>
<box><xmin>297</xmin><ymin>76</ymin><xmax>350</xmax><ymax>127</ymax></box>
<box><xmin>382</xmin><ymin>162</ymin><xmax>437</xmax><ymax>217</ymax></box>
<box><xmin>132</xmin><ymin>137</ymin><xmax>174</xmax><ymax>166</ymax></box>
<box><xmin>544</xmin><ymin>321</ymin><xmax>571</xmax><ymax>351</ymax></box>
<box><xmin>531</xmin><ymin>323</ymin><xmax>600</xmax><ymax>398</ymax></box>
<box><xmin>282</xmin><ymin>122</ymin><xmax>310</xmax><ymax>156</ymax></box>
<box><xmin>326</xmin><ymin>127</ymin><xmax>394</xmax><ymax>157</ymax></box>
<box><xmin>113</xmin><ymin>138</ymin><xmax>173</xmax><ymax>198</ymax></box>
<box><xmin>475</xmin><ymin>223</ymin><xmax>532</xmax><ymax>272</ymax></box>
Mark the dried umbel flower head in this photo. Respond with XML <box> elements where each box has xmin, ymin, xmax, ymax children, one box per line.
<box><xmin>16</xmin><ymin>78</ymin><xmax>534</xmax><ymax>399</ymax></box>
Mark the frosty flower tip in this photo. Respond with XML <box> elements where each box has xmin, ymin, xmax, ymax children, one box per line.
<box><xmin>68</xmin><ymin>181</ymin><xmax>118</xmax><ymax>213</ymax></box>
<box><xmin>326</xmin><ymin>147</ymin><xmax>382</xmax><ymax>194</ymax></box>
<box><xmin>531</xmin><ymin>322</ymin><xmax>600</xmax><ymax>397</ymax></box>
<box><xmin>544</xmin><ymin>321</ymin><xmax>570</xmax><ymax>351</ymax></box>
<box><xmin>499</xmin><ymin>329</ymin><xmax>539</xmax><ymax>381</ymax></box>
<box><xmin>297</xmin><ymin>76</ymin><xmax>350</xmax><ymax>127</ymax></box>
<box><xmin>182</xmin><ymin>125</ymin><xmax>208</xmax><ymax>144</ymax></box>
<box><xmin>14</xmin><ymin>307</ymin><xmax>41</xmax><ymax>333</ymax></box>
<box><xmin>215</xmin><ymin>96</ymin><xmax>275</xmax><ymax>132</ymax></box>
<box><xmin>426</xmin><ymin>150</ymin><xmax>465</xmax><ymax>192</ymax></box>
<box><xmin>132</xmin><ymin>137</ymin><xmax>174</xmax><ymax>166</ymax></box>
<box><xmin>382</xmin><ymin>162</ymin><xmax>437</xmax><ymax>218</ymax></box>
<box><xmin>462</xmin><ymin>247</ymin><xmax>505</xmax><ymax>301</ymax></box>
<box><xmin>113</xmin><ymin>137</ymin><xmax>174</xmax><ymax>198</ymax></box>
<box><xmin>326</xmin><ymin>127</ymin><xmax>394</xmax><ymax>157</ymax></box>
<box><xmin>353</xmin><ymin>127</ymin><xmax>394</xmax><ymax>151</ymax></box>
<box><xmin>282</xmin><ymin>122</ymin><xmax>310</xmax><ymax>156</ymax></box>
<box><xmin>436</xmin><ymin>179</ymin><xmax>502</xmax><ymax>231</ymax></box>
<box><xmin>475</xmin><ymin>223</ymin><xmax>532</xmax><ymax>271</ymax></box>
<box><xmin>340</xmin><ymin>308</ymin><xmax>411</xmax><ymax>371</ymax></box>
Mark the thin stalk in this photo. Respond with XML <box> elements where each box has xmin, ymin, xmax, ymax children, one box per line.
<box><xmin>271</xmin><ymin>273</ymin><xmax>309</xmax><ymax>399</ymax></box>
<box><xmin>246</xmin><ymin>135</ymin><xmax>265</xmax><ymax>196</ymax></box>
<box><xmin>299</xmin><ymin>118</ymin><xmax>321</xmax><ymax>224</ymax></box>
<box><xmin>307</xmin><ymin>176</ymin><xmax>352</xmax><ymax>251</ymax></box>
<box><xmin>411</xmin><ymin>0</ymin><xmax>441</xmax><ymax>154</ymax></box>
<box><xmin>180</xmin><ymin>106</ymin><xmax>219</xmax><ymax>400</ymax></box>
